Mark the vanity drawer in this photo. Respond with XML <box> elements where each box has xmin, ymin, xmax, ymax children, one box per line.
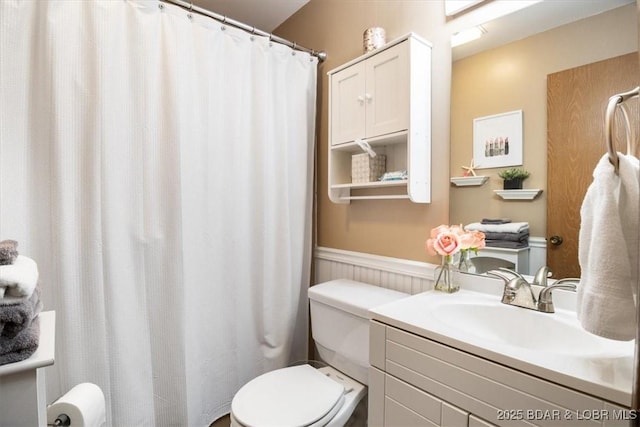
<box><xmin>385</xmin><ymin>396</ymin><xmax>439</xmax><ymax>427</ymax></box>
<box><xmin>385</xmin><ymin>327</ymin><xmax>603</xmax><ymax>427</ymax></box>
<box><xmin>386</xmin><ymin>374</ymin><xmax>442</xmax><ymax>424</ymax></box>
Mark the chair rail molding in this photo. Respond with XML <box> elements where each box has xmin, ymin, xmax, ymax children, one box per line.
<box><xmin>314</xmin><ymin>246</ymin><xmax>438</xmax><ymax>295</ymax></box>
<box><xmin>313</xmin><ymin>239</ymin><xmax>547</xmax><ymax>294</ymax></box>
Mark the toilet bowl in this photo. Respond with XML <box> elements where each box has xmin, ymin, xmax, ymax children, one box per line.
<box><xmin>230</xmin><ymin>279</ymin><xmax>409</xmax><ymax>427</ymax></box>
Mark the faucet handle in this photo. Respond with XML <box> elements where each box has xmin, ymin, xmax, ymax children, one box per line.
<box><xmin>532</xmin><ymin>266</ymin><xmax>552</xmax><ymax>287</ymax></box>
<box><xmin>537</xmin><ymin>278</ymin><xmax>579</xmax><ymax>313</ymax></box>
<box><xmin>497</xmin><ymin>267</ymin><xmax>525</xmax><ymax>280</ymax></box>
<box><xmin>487</xmin><ymin>270</ymin><xmax>508</xmax><ymax>282</ymax></box>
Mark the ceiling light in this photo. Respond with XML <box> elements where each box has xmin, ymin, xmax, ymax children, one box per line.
<box><xmin>451</xmin><ymin>26</ymin><xmax>486</xmax><ymax>47</ymax></box>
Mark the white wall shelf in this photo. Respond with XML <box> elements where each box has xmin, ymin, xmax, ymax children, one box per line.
<box><xmin>327</xmin><ymin>33</ymin><xmax>432</xmax><ymax>203</ymax></box>
<box><xmin>450</xmin><ymin>175</ymin><xmax>488</xmax><ymax>186</ymax></box>
<box><xmin>494</xmin><ymin>189</ymin><xmax>543</xmax><ymax>200</ymax></box>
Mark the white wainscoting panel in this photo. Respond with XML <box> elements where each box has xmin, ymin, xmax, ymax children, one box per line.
<box><xmin>314</xmin><ymin>240</ymin><xmax>547</xmax><ymax>295</ymax></box>
<box><xmin>528</xmin><ymin>237</ymin><xmax>547</xmax><ymax>275</ymax></box>
<box><xmin>314</xmin><ymin>247</ymin><xmax>438</xmax><ymax>295</ymax></box>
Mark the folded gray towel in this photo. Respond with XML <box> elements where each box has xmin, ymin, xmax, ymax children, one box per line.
<box><xmin>0</xmin><ymin>316</ymin><xmax>40</xmax><ymax>366</ymax></box>
<box><xmin>485</xmin><ymin>239</ymin><xmax>529</xmax><ymax>249</ymax></box>
<box><xmin>483</xmin><ymin>231</ymin><xmax>529</xmax><ymax>242</ymax></box>
<box><xmin>481</xmin><ymin>218</ymin><xmax>512</xmax><ymax>224</ymax></box>
<box><xmin>0</xmin><ymin>285</ymin><xmax>42</xmax><ymax>339</ymax></box>
<box><xmin>0</xmin><ymin>240</ymin><xmax>18</xmax><ymax>265</ymax></box>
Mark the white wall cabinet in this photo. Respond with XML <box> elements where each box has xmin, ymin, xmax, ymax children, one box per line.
<box><xmin>369</xmin><ymin>320</ymin><xmax>632</xmax><ymax>427</ymax></box>
<box><xmin>327</xmin><ymin>33</ymin><xmax>431</xmax><ymax>203</ymax></box>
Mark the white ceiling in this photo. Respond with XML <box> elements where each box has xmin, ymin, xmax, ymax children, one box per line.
<box><xmin>192</xmin><ymin>0</ymin><xmax>310</xmax><ymax>32</ymax></box>
<box><xmin>450</xmin><ymin>0</ymin><xmax>635</xmax><ymax>60</ymax></box>
<box><xmin>189</xmin><ymin>0</ymin><xmax>633</xmax><ymax>58</ymax></box>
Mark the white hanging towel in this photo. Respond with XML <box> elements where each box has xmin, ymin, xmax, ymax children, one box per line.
<box><xmin>577</xmin><ymin>153</ymin><xmax>639</xmax><ymax>341</ymax></box>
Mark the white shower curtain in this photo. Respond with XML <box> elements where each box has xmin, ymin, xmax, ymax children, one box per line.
<box><xmin>0</xmin><ymin>1</ymin><xmax>317</xmax><ymax>425</ymax></box>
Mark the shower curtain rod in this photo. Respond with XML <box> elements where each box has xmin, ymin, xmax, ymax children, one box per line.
<box><xmin>160</xmin><ymin>0</ymin><xmax>327</xmax><ymax>62</ymax></box>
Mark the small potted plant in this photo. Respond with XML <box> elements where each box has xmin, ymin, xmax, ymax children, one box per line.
<box><xmin>498</xmin><ymin>167</ymin><xmax>530</xmax><ymax>190</ymax></box>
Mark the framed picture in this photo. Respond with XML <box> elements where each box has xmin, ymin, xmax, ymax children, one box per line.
<box><xmin>473</xmin><ymin>110</ymin><xmax>523</xmax><ymax>169</ymax></box>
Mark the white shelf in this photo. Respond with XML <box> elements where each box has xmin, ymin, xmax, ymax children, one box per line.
<box><xmin>494</xmin><ymin>189</ymin><xmax>543</xmax><ymax>200</ymax></box>
<box><xmin>331</xmin><ymin>180</ymin><xmax>408</xmax><ymax>190</ymax></box>
<box><xmin>450</xmin><ymin>175</ymin><xmax>488</xmax><ymax>186</ymax></box>
<box><xmin>338</xmin><ymin>195</ymin><xmax>410</xmax><ymax>201</ymax></box>
<box><xmin>0</xmin><ymin>311</ymin><xmax>55</xmax><ymax>427</ymax></box>
<box><xmin>0</xmin><ymin>311</ymin><xmax>55</xmax><ymax>376</ymax></box>
<box><xmin>331</xmin><ymin>131</ymin><xmax>408</xmax><ymax>152</ymax></box>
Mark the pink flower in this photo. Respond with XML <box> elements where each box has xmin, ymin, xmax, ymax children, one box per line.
<box><xmin>425</xmin><ymin>225</ymin><xmax>461</xmax><ymax>257</ymax></box>
<box><xmin>425</xmin><ymin>225</ymin><xmax>485</xmax><ymax>257</ymax></box>
<box><xmin>429</xmin><ymin>224</ymin><xmax>450</xmax><ymax>239</ymax></box>
<box><xmin>457</xmin><ymin>230</ymin><xmax>484</xmax><ymax>250</ymax></box>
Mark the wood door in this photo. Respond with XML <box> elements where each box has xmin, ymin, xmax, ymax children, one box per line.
<box><xmin>547</xmin><ymin>52</ymin><xmax>639</xmax><ymax>278</ymax></box>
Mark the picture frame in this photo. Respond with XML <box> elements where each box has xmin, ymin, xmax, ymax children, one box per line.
<box><xmin>472</xmin><ymin>110</ymin><xmax>523</xmax><ymax>169</ymax></box>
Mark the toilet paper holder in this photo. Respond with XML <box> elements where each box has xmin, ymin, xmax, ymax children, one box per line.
<box><xmin>48</xmin><ymin>413</ymin><xmax>71</xmax><ymax>427</ymax></box>
<box><xmin>46</xmin><ymin>382</ymin><xmax>106</xmax><ymax>427</ymax></box>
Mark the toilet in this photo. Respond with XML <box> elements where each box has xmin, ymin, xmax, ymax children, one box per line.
<box><xmin>230</xmin><ymin>279</ymin><xmax>409</xmax><ymax>427</ymax></box>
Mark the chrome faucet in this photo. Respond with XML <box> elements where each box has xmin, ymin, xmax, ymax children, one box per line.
<box><xmin>532</xmin><ymin>265</ymin><xmax>551</xmax><ymax>287</ymax></box>
<box><xmin>488</xmin><ymin>268</ymin><xmax>538</xmax><ymax>310</ymax></box>
<box><xmin>537</xmin><ymin>278</ymin><xmax>579</xmax><ymax>313</ymax></box>
<box><xmin>488</xmin><ymin>267</ymin><xmax>579</xmax><ymax>313</ymax></box>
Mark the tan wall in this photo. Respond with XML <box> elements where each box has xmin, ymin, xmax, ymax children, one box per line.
<box><xmin>277</xmin><ymin>2</ymin><xmax>637</xmax><ymax>263</ymax></box>
<box><xmin>276</xmin><ymin>1</ymin><xmax>452</xmax><ymax>264</ymax></box>
<box><xmin>450</xmin><ymin>4</ymin><xmax>637</xmax><ymax>238</ymax></box>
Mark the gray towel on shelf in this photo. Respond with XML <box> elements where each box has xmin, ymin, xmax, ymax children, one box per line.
<box><xmin>481</xmin><ymin>218</ymin><xmax>512</xmax><ymax>225</ymax></box>
<box><xmin>482</xmin><ymin>231</ymin><xmax>529</xmax><ymax>242</ymax></box>
<box><xmin>0</xmin><ymin>240</ymin><xmax>18</xmax><ymax>265</ymax></box>
<box><xmin>465</xmin><ymin>222</ymin><xmax>529</xmax><ymax>234</ymax></box>
<box><xmin>485</xmin><ymin>239</ymin><xmax>529</xmax><ymax>249</ymax></box>
<box><xmin>0</xmin><ymin>285</ymin><xmax>42</xmax><ymax>339</ymax></box>
<box><xmin>0</xmin><ymin>316</ymin><xmax>40</xmax><ymax>366</ymax></box>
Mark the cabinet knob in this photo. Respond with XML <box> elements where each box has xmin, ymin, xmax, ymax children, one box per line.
<box><xmin>549</xmin><ymin>235</ymin><xmax>563</xmax><ymax>246</ymax></box>
<box><xmin>365</xmin><ymin>93</ymin><xmax>373</xmax><ymax>103</ymax></box>
<box><xmin>357</xmin><ymin>95</ymin><xmax>365</xmax><ymax>104</ymax></box>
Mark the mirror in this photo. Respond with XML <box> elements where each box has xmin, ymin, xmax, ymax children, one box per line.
<box><xmin>448</xmin><ymin>0</ymin><xmax>638</xmax><ymax>277</ymax></box>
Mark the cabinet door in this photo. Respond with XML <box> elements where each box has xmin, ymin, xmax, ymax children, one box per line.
<box><xmin>365</xmin><ymin>40</ymin><xmax>409</xmax><ymax>139</ymax></box>
<box><xmin>330</xmin><ymin>61</ymin><xmax>366</xmax><ymax>145</ymax></box>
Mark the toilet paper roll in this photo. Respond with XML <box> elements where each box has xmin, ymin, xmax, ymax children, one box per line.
<box><xmin>47</xmin><ymin>383</ymin><xmax>106</xmax><ymax>427</ymax></box>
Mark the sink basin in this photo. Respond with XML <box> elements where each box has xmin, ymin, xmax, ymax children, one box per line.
<box><xmin>369</xmin><ymin>288</ymin><xmax>634</xmax><ymax>405</ymax></box>
<box><xmin>430</xmin><ymin>298</ymin><xmax>632</xmax><ymax>358</ymax></box>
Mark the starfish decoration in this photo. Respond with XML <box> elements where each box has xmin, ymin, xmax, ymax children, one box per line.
<box><xmin>461</xmin><ymin>159</ymin><xmax>477</xmax><ymax>177</ymax></box>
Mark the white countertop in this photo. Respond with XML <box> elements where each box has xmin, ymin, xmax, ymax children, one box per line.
<box><xmin>370</xmin><ymin>289</ymin><xmax>634</xmax><ymax>407</ymax></box>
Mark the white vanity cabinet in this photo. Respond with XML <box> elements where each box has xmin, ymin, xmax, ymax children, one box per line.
<box><xmin>327</xmin><ymin>33</ymin><xmax>431</xmax><ymax>203</ymax></box>
<box><xmin>369</xmin><ymin>320</ymin><xmax>632</xmax><ymax>427</ymax></box>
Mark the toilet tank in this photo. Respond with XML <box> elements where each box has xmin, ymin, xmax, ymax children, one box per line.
<box><xmin>308</xmin><ymin>279</ymin><xmax>409</xmax><ymax>385</ymax></box>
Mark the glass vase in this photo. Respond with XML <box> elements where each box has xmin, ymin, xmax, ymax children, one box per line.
<box><xmin>434</xmin><ymin>255</ymin><xmax>460</xmax><ymax>293</ymax></box>
<box><xmin>457</xmin><ymin>249</ymin><xmax>477</xmax><ymax>275</ymax></box>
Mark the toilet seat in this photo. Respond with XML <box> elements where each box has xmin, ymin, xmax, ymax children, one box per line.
<box><xmin>231</xmin><ymin>364</ymin><xmax>346</xmax><ymax>427</ymax></box>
